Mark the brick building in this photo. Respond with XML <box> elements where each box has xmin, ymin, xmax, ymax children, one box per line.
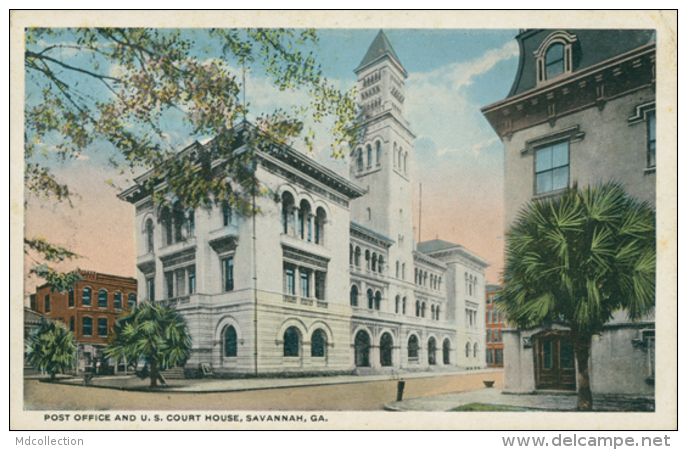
<box><xmin>485</xmin><ymin>284</ymin><xmax>504</xmax><ymax>368</ymax></box>
<box><xmin>29</xmin><ymin>269</ymin><xmax>137</xmax><ymax>372</ymax></box>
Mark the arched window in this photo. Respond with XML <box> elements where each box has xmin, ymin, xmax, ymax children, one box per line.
<box><xmin>224</xmin><ymin>325</ymin><xmax>237</xmax><ymax>357</ymax></box>
<box><xmin>172</xmin><ymin>201</ymin><xmax>184</xmax><ymax>243</ymax></box>
<box><xmin>145</xmin><ymin>219</ymin><xmax>154</xmax><ymax>253</ymax></box>
<box><xmin>443</xmin><ymin>339</ymin><xmax>451</xmax><ymax>365</ymax></box>
<box><xmin>127</xmin><ymin>293</ymin><xmax>136</xmax><ymax>310</ymax></box>
<box><xmin>314</xmin><ymin>207</ymin><xmax>326</xmax><ymax>245</ymax></box>
<box><xmin>187</xmin><ymin>209</ymin><xmax>195</xmax><ymax>237</ymax></box>
<box><xmin>281</xmin><ymin>192</ymin><xmax>295</xmax><ymax>234</ymax></box>
<box><xmin>431</xmin><ymin>304</ymin><xmax>435</xmax><ymax>320</ymax></box>
<box><xmin>222</xmin><ymin>201</ymin><xmax>233</xmax><ymax>227</ymax></box>
<box><xmin>82</xmin><ymin>316</ymin><xmax>93</xmax><ymax>336</ymax></box>
<box><xmin>398</xmin><ymin>147</ymin><xmax>403</xmax><ymax>168</ymax></box>
<box><xmin>98</xmin><ymin>289</ymin><xmax>108</xmax><ymax>309</ymax></box>
<box><xmin>367</xmin><ymin>289</ymin><xmax>374</xmax><ymax>309</ymax></box>
<box><xmin>82</xmin><ymin>287</ymin><xmax>92</xmax><ymax>307</ymax></box>
<box><xmin>350</xmin><ymin>285</ymin><xmax>359</xmax><ymax>307</ymax></box>
<box><xmin>357</xmin><ymin>148</ymin><xmax>363</xmax><ymax>172</ymax></box>
<box><xmin>311</xmin><ymin>329</ymin><xmax>326</xmax><ymax>358</ymax></box>
<box><xmin>283</xmin><ymin>327</ymin><xmax>300</xmax><ymax>357</ymax></box>
<box><xmin>380</xmin><ymin>332</ymin><xmax>393</xmax><ymax>367</ymax></box>
<box><xmin>415</xmin><ymin>301</ymin><xmax>420</xmax><ymax>317</ymax></box>
<box><xmin>378</xmin><ymin>256</ymin><xmax>384</xmax><ymax>274</ymax></box>
<box><xmin>402</xmin><ymin>297</ymin><xmax>407</xmax><ymax>314</ymax></box>
<box><xmin>408</xmin><ymin>335</ymin><xmax>419</xmax><ymax>359</ymax></box>
<box><xmin>161</xmin><ymin>206</ymin><xmax>173</xmax><ymax>246</ymax></box>
<box><xmin>403</xmin><ymin>152</ymin><xmax>407</xmax><ymax>173</ymax></box>
<box><xmin>371</xmin><ymin>253</ymin><xmax>377</xmax><ymax>272</ymax></box>
<box><xmin>366</xmin><ymin>144</ymin><xmax>373</xmax><ymax>167</ymax></box>
<box><xmin>367</xmin><ymin>207</ymin><xmax>372</xmax><ymax>221</ymax></box>
<box><xmin>421</xmin><ymin>302</ymin><xmax>426</xmax><ymax>318</ymax></box>
<box><xmin>375</xmin><ymin>141</ymin><xmax>382</xmax><ymax>166</ymax></box>
<box><xmin>465</xmin><ymin>342</ymin><xmax>471</xmax><ymax>358</ymax></box>
<box><xmin>545</xmin><ymin>43</ymin><xmax>565</xmax><ymax>79</ymax></box>
<box><xmin>298</xmin><ymin>200</ymin><xmax>311</xmax><ymax>241</ymax></box>
<box><xmin>349</xmin><ymin>244</ymin><xmax>354</xmax><ymax>265</ymax></box>
<box><xmin>396</xmin><ymin>261</ymin><xmax>400</xmax><ymax>278</ymax></box>
<box><xmin>355</xmin><ymin>246</ymin><xmax>361</xmax><ymax>267</ymax></box>
<box><xmin>365</xmin><ymin>250</ymin><xmax>371</xmax><ymax>269</ymax></box>
<box><xmin>374</xmin><ymin>291</ymin><xmax>382</xmax><ymax>311</ymax></box>
<box><xmin>355</xmin><ymin>330</ymin><xmax>371</xmax><ymax>367</ymax></box>
<box><xmin>473</xmin><ymin>342</ymin><xmax>479</xmax><ymax>358</ymax></box>
<box><xmin>402</xmin><ymin>263</ymin><xmax>406</xmax><ymax>280</ymax></box>
<box><xmin>436</xmin><ymin>305</ymin><xmax>441</xmax><ymax>321</ymax></box>
<box><xmin>113</xmin><ymin>291</ymin><xmax>122</xmax><ymax>310</ymax></box>
<box><xmin>428</xmin><ymin>337</ymin><xmax>437</xmax><ymax>365</ymax></box>
<box><xmin>395</xmin><ymin>295</ymin><xmax>400</xmax><ymax>314</ymax></box>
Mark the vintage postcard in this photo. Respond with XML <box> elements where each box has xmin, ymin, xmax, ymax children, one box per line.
<box><xmin>10</xmin><ymin>10</ymin><xmax>677</xmax><ymax>432</ymax></box>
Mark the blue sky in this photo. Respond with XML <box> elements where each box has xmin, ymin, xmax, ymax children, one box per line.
<box><xmin>25</xmin><ymin>28</ymin><xmax>521</xmax><ymax>289</ymax></box>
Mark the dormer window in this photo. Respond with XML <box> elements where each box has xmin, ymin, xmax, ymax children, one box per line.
<box><xmin>535</xmin><ymin>31</ymin><xmax>577</xmax><ymax>84</ymax></box>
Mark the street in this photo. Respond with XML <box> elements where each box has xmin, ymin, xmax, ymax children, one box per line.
<box><xmin>24</xmin><ymin>371</ymin><xmax>502</xmax><ymax>411</ymax></box>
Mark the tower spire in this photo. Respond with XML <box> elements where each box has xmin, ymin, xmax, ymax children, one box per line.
<box><xmin>355</xmin><ymin>30</ymin><xmax>406</xmax><ymax>76</ymax></box>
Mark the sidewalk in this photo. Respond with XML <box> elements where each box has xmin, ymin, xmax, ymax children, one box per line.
<box><xmin>48</xmin><ymin>368</ymin><xmax>502</xmax><ymax>393</ymax></box>
<box><xmin>385</xmin><ymin>388</ymin><xmax>655</xmax><ymax>412</ymax></box>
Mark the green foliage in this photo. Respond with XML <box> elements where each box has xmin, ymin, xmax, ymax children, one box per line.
<box><xmin>26</xmin><ymin>320</ymin><xmax>78</xmax><ymax>380</ymax></box>
<box><xmin>25</xmin><ymin>27</ymin><xmax>361</xmax><ymax>287</ymax></box>
<box><xmin>497</xmin><ymin>182</ymin><xmax>656</xmax><ymax>337</ymax></box>
<box><xmin>105</xmin><ymin>302</ymin><xmax>191</xmax><ymax>387</ymax></box>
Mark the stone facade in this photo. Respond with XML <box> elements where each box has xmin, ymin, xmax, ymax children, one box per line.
<box><xmin>119</xmin><ymin>30</ymin><xmax>489</xmax><ymax>377</ymax></box>
<box><xmin>481</xmin><ymin>29</ymin><xmax>656</xmax><ymax>395</ymax></box>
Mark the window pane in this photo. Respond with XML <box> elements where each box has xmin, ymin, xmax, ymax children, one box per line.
<box><xmin>98</xmin><ymin>318</ymin><xmax>108</xmax><ymax>336</ymax></box>
<box><xmin>286</xmin><ymin>269</ymin><xmax>295</xmax><ymax>295</ymax></box>
<box><xmin>188</xmin><ymin>267</ymin><xmax>195</xmax><ymax>294</ymax></box>
<box><xmin>224</xmin><ymin>326</ymin><xmax>237</xmax><ymax>357</ymax></box>
<box><xmin>224</xmin><ymin>258</ymin><xmax>234</xmax><ymax>292</ymax></box>
<box><xmin>551</xmin><ymin>166</ymin><xmax>569</xmax><ymax>191</ymax></box>
<box><xmin>284</xmin><ymin>327</ymin><xmax>299</xmax><ymax>357</ymax></box>
<box><xmin>560</xmin><ymin>340</ymin><xmax>575</xmax><ymax>369</ymax></box>
<box><xmin>496</xmin><ymin>348</ymin><xmax>504</xmax><ymax>366</ymax></box>
<box><xmin>98</xmin><ymin>290</ymin><xmax>108</xmax><ymax>308</ymax></box>
<box><xmin>311</xmin><ymin>330</ymin><xmax>325</xmax><ymax>357</ymax></box>
<box><xmin>114</xmin><ymin>292</ymin><xmax>122</xmax><ymax>309</ymax></box>
<box><xmin>83</xmin><ymin>317</ymin><xmax>92</xmax><ymax>336</ymax></box>
<box><xmin>545</xmin><ymin>44</ymin><xmax>565</xmax><ymax>79</ymax></box>
<box><xmin>536</xmin><ymin>147</ymin><xmax>552</xmax><ymax>172</ymax></box>
<box><xmin>543</xmin><ymin>341</ymin><xmax>553</xmax><ymax>369</ymax></box>
<box><xmin>537</xmin><ymin>171</ymin><xmax>552</xmax><ymax>194</ymax></box>
<box><xmin>166</xmin><ymin>272</ymin><xmax>174</xmax><ymax>298</ymax></box>
<box><xmin>552</xmin><ymin>142</ymin><xmax>569</xmax><ymax>167</ymax></box>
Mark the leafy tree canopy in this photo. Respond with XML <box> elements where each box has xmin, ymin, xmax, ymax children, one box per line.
<box><xmin>25</xmin><ymin>27</ymin><xmax>360</xmax><ymax>286</ymax></box>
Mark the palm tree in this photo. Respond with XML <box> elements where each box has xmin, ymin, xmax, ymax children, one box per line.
<box><xmin>105</xmin><ymin>302</ymin><xmax>191</xmax><ymax>389</ymax></box>
<box><xmin>27</xmin><ymin>320</ymin><xmax>78</xmax><ymax>381</ymax></box>
<box><xmin>497</xmin><ymin>182</ymin><xmax>655</xmax><ymax>411</ymax></box>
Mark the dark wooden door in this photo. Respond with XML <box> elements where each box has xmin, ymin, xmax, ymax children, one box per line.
<box><xmin>534</xmin><ymin>332</ymin><xmax>576</xmax><ymax>391</ymax></box>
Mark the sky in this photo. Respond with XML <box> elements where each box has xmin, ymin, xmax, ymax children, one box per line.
<box><xmin>24</xmin><ymin>28</ymin><xmax>521</xmax><ymax>295</ymax></box>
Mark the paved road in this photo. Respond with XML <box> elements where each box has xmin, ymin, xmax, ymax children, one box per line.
<box><xmin>24</xmin><ymin>371</ymin><xmax>503</xmax><ymax>411</ymax></box>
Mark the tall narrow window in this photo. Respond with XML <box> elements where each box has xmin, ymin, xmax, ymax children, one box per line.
<box><xmin>300</xmin><ymin>270</ymin><xmax>310</xmax><ymax>298</ymax></box>
<box><xmin>146</xmin><ymin>278</ymin><xmax>155</xmax><ymax>302</ymax></box>
<box><xmin>222</xmin><ymin>201</ymin><xmax>233</xmax><ymax>227</ymax></box>
<box><xmin>68</xmin><ymin>289</ymin><xmax>74</xmax><ymax>308</ymax></box>
<box><xmin>83</xmin><ymin>317</ymin><xmax>93</xmax><ymax>336</ymax></box>
<box><xmin>187</xmin><ymin>209</ymin><xmax>195</xmax><ymax>237</ymax></box>
<box><xmin>98</xmin><ymin>289</ymin><xmax>108</xmax><ymax>308</ymax></box>
<box><xmin>161</xmin><ymin>207</ymin><xmax>173</xmax><ymax>246</ymax></box>
<box><xmin>165</xmin><ymin>272</ymin><xmax>174</xmax><ymax>299</ymax></box>
<box><xmin>315</xmin><ymin>272</ymin><xmax>326</xmax><ymax>301</ymax></box>
<box><xmin>315</xmin><ymin>208</ymin><xmax>325</xmax><ymax>245</ymax></box>
<box><xmin>69</xmin><ymin>316</ymin><xmax>74</xmax><ymax>332</ymax></box>
<box><xmin>357</xmin><ymin>148</ymin><xmax>363</xmax><ymax>172</ymax></box>
<box><xmin>375</xmin><ymin>141</ymin><xmax>381</xmax><ymax>166</ymax></box>
<box><xmin>367</xmin><ymin>144</ymin><xmax>373</xmax><ymax>167</ymax></box>
<box><xmin>374</xmin><ymin>291</ymin><xmax>382</xmax><ymax>310</ymax></box>
<box><xmin>114</xmin><ymin>291</ymin><xmax>122</xmax><ymax>310</ymax></box>
<box><xmin>402</xmin><ymin>297</ymin><xmax>407</xmax><ymax>314</ymax></box>
<box><xmin>145</xmin><ymin>218</ymin><xmax>154</xmax><ymax>253</ymax></box>
<box><xmin>350</xmin><ymin>285</ymin><xmax>359</xmax><ymax>307</ymax></box>
<box><xmin>223</xmin><ymin>257</ymin><xmax>234</xmax><ymax>292</ymax></box>
<box><xmin>647</xmin><ymin>111</ymin><xmax>656</xmax><ymax>168</ymax></box>
<box><xmin>224</xmin><ymin>326</ymin><xmax>237</xmax><ymax>357</ymax></box>
<box><xmin>408</xmin><ymin>335</ymin><xmax>419</xmax><ymax>359</ymax></box>
<box><xmin>367</xmin><ymin>289</ymin><xmax>374</xmax><ymax>309</ymax></box>
<box><xmin>285</xmin><ymin>267</ymin><xmax>296</xmax><ymax>295</ymax></box>
<box><xmin>98</xmin><ymin>317</ymin><xmax>108</xmax><ymax>337</ymax></box>
<box><xmin>395</xmin><ymin>295</ymin><xmax>400</xmax><ymax>314</ymax></box>
<box><xmin>536</xmin><ymin>141</ymin><xmax>569</xmax><ymax>194</ymax></box>
<box><xmin>44</xmin><ymin>295</ymin><xmax>50</xmax><ymax>313</ymax></box>
<box><xmin>128</xmin><ymin>293</ymin><xmax>136</xmax><ymax>310</ymax></box>
<box><xmin>82</xmin><ymin>287</ymin><xmax>92</xmax><ymax>307</ymax></box>
<box><xmin>188</xmin><ymin>266</ymin><xmax>196</xmax><ymax>294</ymax></box>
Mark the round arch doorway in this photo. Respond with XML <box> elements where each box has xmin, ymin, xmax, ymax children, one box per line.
<box><xmin>380</xmin><ymin>332</ymin><xmax>393</xmax><ymax>367</ymax></box>
<box><xmin>354</xmin><ymin>330</ymin><xmax>371</xmax><ymax>367</ymax></box>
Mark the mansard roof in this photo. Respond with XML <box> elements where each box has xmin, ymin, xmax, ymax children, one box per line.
<box><xmin>507</xmin><ymin>29</ymin><xmax>655</xmax><ymax>98</ymax></box>
<box><xmin>355</xmin><ymin>30</ymin><xmax>406</xmax><ymax>76</ymax></box>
